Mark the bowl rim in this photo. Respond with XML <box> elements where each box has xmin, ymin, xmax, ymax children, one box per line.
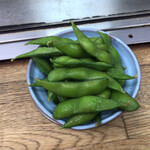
<box><xmin>27</xmin><ymin>28</ymin><xmax>141</xmax><ymax>130</ymax></box>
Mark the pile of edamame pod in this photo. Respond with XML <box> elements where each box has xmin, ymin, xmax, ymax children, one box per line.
<box><xmin>12</xmin><ymin>22</ymin><xmax>140</xmax><ymax>129</ymax></box>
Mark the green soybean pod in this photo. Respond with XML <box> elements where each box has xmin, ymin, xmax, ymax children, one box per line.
<box><xmin>51</xmin><ymin>56</ymin><xmax>113</xmax><ymax>71</ymax></box>
<box><xmin>111</xmin><ymin>91</ymin><xmax>140</xmax><ymax>111</ymax></box>
<box><xmin>31</xmin><ymin>78</ymin><xmax>108</xmax><ymax>98</ymax></box>
<box><xmin>30</xmin><ymin>78</ymin><xmax>54</xmax><ymax>102</ymax></box>
<box><xmin>52</xmin><ymin>41</ymin><xmax>89</xmax><ymax>58</ymax></box>
<box><xmin>53</xmin><ymin>96</ymin><xmax>121</xmax><ymax>119</ymax></box>
<box><xmin>97</xmin><ymin>32</ymin><xmax>127</xmax><ymax>86</ymax></box>
<box><xmin>48</xmin><ymin>67</ymin><xmax>124</xmax><ymax>93</ymax></box>
<box><xmin>25</xmin><ymin>36</ymin><xmax>74</xmax><ymax>46</ymax></box>
<box><xmin>11</xmin><ymin>47</ymin><xmax>63</xmax><ymax>61</ymax></box>
<box><xmin>30</xmin><ymin>78</ymin><xmax>56</xmax><ymax>103</ymax></box>
<box><xmin>107</xmin><ymin>68</ymin><xmax>138</xmax><ymax>80</ymax></box>
<box><xmin>97</xmin><ymin>31</ymin><xmax>129</xmax><ymax>86</ymax></box>
<box><xmin>108</xmin><ymin>46</ymin><xmax>128</xmax><ymax>86</ymax></box>
<box><xmin>71</xmin><ymin>22</ymin><xmax>113</xmax><ymax>64</ymax></box>
<box><xmin>61</xmin><ymin>113</ymin><xmax>97</xmax><ymax>129</ymax></box>
<box><xmin>31</xmin><ymin>78</ymin><xmax>66</xmax><ymax>104</ymax></box>
<box><xmin>97</xmin><ymin>30</ymin><xmax>111</xmax><ymax>49</ymax></box>
<box><xmin>75</xmin><ymin>37</ymin><xmax>106</xmax><ymax>50</ymax></box>
<box><xmin>33</xmin><ymin>57</ymin><xmax>52</xmax><ymax>75</ymax></box>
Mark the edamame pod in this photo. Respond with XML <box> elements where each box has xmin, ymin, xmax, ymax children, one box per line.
<box><xmin>97</xmin><ymin>30</ymin><xmax>111</xmax><ymax>49</ymax></box>
<box><xmin>111</xmin><ymin>91</ymin><xmax>140</xmax><ymax>111</ymax></box>
<box><xmin>31</xmin><ymin>78</ymin><xmax>56</xmax><ymax>103</ymax></box>
<box><xmin>71</xmin><ymin>22</ymin><xmax>113</xmax><ymax>64</ymax></box>
<box><xmin>107</xmin><ymin>68</ymin><xmax>138</xmax><ymax>80</ymax></box>
<box><xmin>61</xmin><ymin>113</ymin><xmax>97</xmax><ymax>128</ymax></box>
<box><xmin>11</xmin><ymin>47</ymin><xmax>63</xmax><ymax>61</ymax></box>
<box><xmin>53</xmin><ymin>96</ymin><xmax>121</xmax><ymax>119</ymax></box>
<box><xmin>52</xmin><ymin>41</ymin><xmax>89</xmax><ymax>58</ymax></box>
<box><xmin>52</xmin><ymin>56</ymin><xmax>113</xmax><ymax>71</ymax></box>
<box><xmin>48</xmin><ymin>67</ymin><xmax>124</xmax><ymax>93</ymax></box>
<box><xmin>31</xmin><ymin>78</ymin><xmax>108</xmax><ymax>98</ymax></box>
<box><xmin>33</xmin><ymin>57</ymin><xmax>52</xmax><ymax>75</ymax></box>
<box><xmin>97</xmin><ymin>31</ymin><xmax>128</xmax><ymax>86</ymax></box>
<box><xmin>108</xmin><ymin>45</ymin><xmax>126</xmax><ymax>86</ymax></box>
<box><xmin>25</xmin><ymin>36</ymin><xmax>74</xmax><ymax>46</ymax></box>
<box><xmin>75</xmin><ymin>37</ymin><xmax>106</xmax><ymax>50</ymax></box>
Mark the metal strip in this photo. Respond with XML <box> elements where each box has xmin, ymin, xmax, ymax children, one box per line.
<box><xmin>1</xmin><ymin>16</ymin><xmax>150</xmax><ymax>44</ymax></box>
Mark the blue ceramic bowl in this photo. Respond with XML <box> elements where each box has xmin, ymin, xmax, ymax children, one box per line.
<box><xmin>27</xmin><ymin>28</ymin><xmax>141</xmax><ymax>130</ymax></box>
